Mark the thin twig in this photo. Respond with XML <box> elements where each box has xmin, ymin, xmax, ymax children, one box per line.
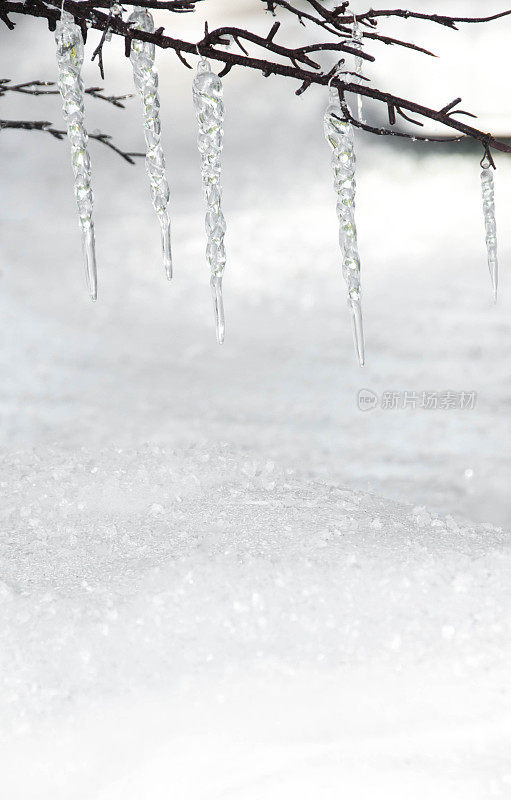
<box><xmin>0</xmin><ymin>117</ymin><xmax>144</xmax><ymax>163</ymax></box>
<box><xmin>0</xmin><ymin>79</ymin><xmax>132</xmax><ymax>108</ymax></box>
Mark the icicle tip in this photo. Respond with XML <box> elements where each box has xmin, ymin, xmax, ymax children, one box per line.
<box><xmin>211</xmin><ymin>275</ymin><xmax>225</xmax><ymax>345</ymax></box>
<box><xmin>160</xmin><ymin>215</ymin><xmax>173</xmax><ymax>281</ymax></box>
<box><xmin>350</xmin><ymin>300</ymin><xmax>365</xmax><ymax>367</ymax></box>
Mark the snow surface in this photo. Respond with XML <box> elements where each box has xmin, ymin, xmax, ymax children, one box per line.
<box><xmin>1</xmin><ymin>3</ymin><xmax>511</xmax><ymax>797</ymax></box>
<box><xmin>2</xmin><ymin>443</ymin><xmax>511</xmax><ymax>799</ymax></box>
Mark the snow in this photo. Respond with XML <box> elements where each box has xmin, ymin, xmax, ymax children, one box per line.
<box><xmin>1</xmin><ymin>4</ymin><xmax>511</xmax><ymax>797</ymax></box>
<box><xmin>2</xmin><ymin>443</ymin><xmax>511</xmax><ymax>798</ymax></box>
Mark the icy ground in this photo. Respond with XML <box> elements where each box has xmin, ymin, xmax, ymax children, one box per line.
<box><xmin>1</xmin><ymin>3</ymin><xmax>511</xmax><ymax>797</ymax></box>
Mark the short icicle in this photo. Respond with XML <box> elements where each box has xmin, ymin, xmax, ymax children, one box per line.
<box><xmin>193</xmin><ymin>58</ymin><xmax>227</xmax><ymax>344</ymax></box>
<box><xmin>481</xmin><ymin>153</ymin><xmax>498</xmax><ymax>303</ymax></box>
<box><xmin>55</xmin><ymin>10</ymin><xmax>97</xmax><ymax>300</ymax></box>
<box><xmin>324</xmin><ymin>82</ymin><xmax>365</xmax><ymax>366</ymax></box>
<box><xmin>128</xmin><ymin>5</ymin><xmax>172</xmax><ymax>280</ymax></box>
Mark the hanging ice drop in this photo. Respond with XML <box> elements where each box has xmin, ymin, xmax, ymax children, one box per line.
<box><xmin>324</xmin><ymin>84</ymin><xmax>365</xmax><ymax>366</ymax></box>
<box><xmin>193</xmin><ymin>58</ymin><xmax>227</xmax><ymax>344</ymax></box>
<box><xmin>481</xmin><ymin>155</ymin><xmax>498</xmax><ymax>303</ymax></box>
<box><xmin>128</xmin><ymin>6</ymin><xmax>172</xmax><ymax>280</ymax></box>
<box><xmin>55</xmin><ymin>11</ymin><xmax>97</xmax><ymax>300</ymax></box>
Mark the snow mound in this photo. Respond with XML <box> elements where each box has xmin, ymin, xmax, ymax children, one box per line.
<box><xmin>1</xmin><ymin>445</ymin><xmax>510</xmax><ymax>799</ymax></box>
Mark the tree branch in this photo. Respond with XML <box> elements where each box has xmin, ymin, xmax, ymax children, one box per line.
<box><xmin>1</xmin><ymin>0</ymin><xmax>511</xmax><ymax>156</ymax></box>
<box><xmin>0</xmin><ymin>77</ymin><xmax>141</xmax><ymax>162</ymax></box>
<box><xmin>346</xmin><ymin>7</ymin><xmax>511</xmax><ymax>27</ymax></box>
<box><xmin>0</xmin><ymin>117</ymin><xmax>143</xmax><ymax>163</ymax></box>
<box><xmin>0</xmin><ymin>78</ymin><xmax>132</xmax><ymax>108</ymax></box>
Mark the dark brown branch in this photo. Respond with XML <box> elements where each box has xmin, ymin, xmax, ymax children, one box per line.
<box><xmin>337</xmin><ymin>92</ymin><xmax>461</xmax><ymax>146</ymax></box>
<box><xmin>84</xmin><ymin>86</ymin><xmax>133</xmax><ymax>109</ymax></box>
<box><xmin>273</xmin><ymin>1</ymin><xmax>511</xmax><ymax>54</ymax></box>
<box><xmin>0</xmin><ymin>79</ymin><xmax>132</xmax><ymax>108</ymax></box>
<box><xmin>1</xmin><ymin>0</ymin><xmax>511</xmax><ymax>155</ymax></box>
<box><xmin>439</xmin><ymin>97</ymin><xmax>463</xmax><ymax>114</ymax></box>
<box><xmin>270</xmin><ymin>0</ymin><xmax>438</xmax><ymax>56</ymax></box>
<box><xmin>203</xmin><ymin>25</ymin><xmax>374</xmax><ymax>68</ymax></box>
<box><xmin>49</xmin><ymin>0</ymin><xmax>204</xmax><ymax>11</ymax></box>
<box><xmin>334</xmin><ymin>78</ymin><xmax>510</xmax><ymax>153</ymax></box>
<box><xmin>91</xmin><ymin>6</ymin><xmax>114</xmax><ymax>80</ymax></box>
<box><xmin>0</xmin><ymin>77</ymin><xmax>138</xmax><ymax>160</ymax></box>
<box><xmin>0</xmin><ymin>118</ymin><xmax>143</xmax><ymax>163</ymax></box>
<box><xmin>0</xmin><ymin>8</ymin><xmax>14</xmax><ymax>27</ymax></box>
<box><xmin>347</xmin><ymin>8</ymin><xmax>511</xmax><ymax>27</ymax></box>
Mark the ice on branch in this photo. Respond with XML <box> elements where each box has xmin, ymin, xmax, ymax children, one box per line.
<box><xmin>55</xmin><ymin>11</ymin><xmax>97</xmax><ymax>300</ymax></box>
<box><xmin>193</xmin><ymin>59</ymin><xmax>227</xmax><ymax>344</ymax></box>
<box><xmin>481</xmin><ymin>159</ymin><xmax>498</xmax><ymax>303</ymax></box>
<box><xmin>324</xmin><ymin>86</ymin><xmax>365</xmax><ymax>366</ymax></box>
<box><xmin>351</xmin><ymin>18</ymin><xmax>365</xmax><ymax>123</ymax></box>
<box><xmin>128</xmin><ymin>6</ymin><xmax>172</xmax><ymax>280</ymax></box>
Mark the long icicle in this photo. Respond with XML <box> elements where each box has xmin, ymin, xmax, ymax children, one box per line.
<box><xmin>55</xmin><ymin>10</ymin><xmax>97</xmax><ymax>300</ymax></box>
<box><xmin>128</xmin><ymin>5</ymin><xmax>172</xmax><ymax>280</ymax></box>
<box><xmin>481</xmin><ymin>153</ymin><xmax>498</xmax><ymax>303</ymax></box>
<box><xmin>193</xmin><ymin>58</ymin><xmax>227</xmax><ymax>344</ymax></box>
<box><xmin>324</xmin><ymin>83</ymin><xmax>365</xmax><ymax>366</ymax></box>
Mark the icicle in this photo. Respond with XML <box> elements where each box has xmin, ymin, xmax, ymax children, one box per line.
<box><xmin>193</xmin><ymin>58</ymin><xmax>227</xmax><ymax>344</ymax></box>
<box><xmin>480</xmin><ymin>153</ymin><xmax>498</xmax><ymax>303</ymax></box>
<box><xmin>128</xmin><ymin>6</ymin><xmax>172</xmax><ymax>280</ymax></box>
<box><xmin>55</xmin><ymin>11</ymin><xmax>97</xmax><ymax>300</ymax></box>
<box><xmin>324</xmin><ymin>82</ymin><xmax>365</xmax><ymax>366</ymax></box>
<box><xmin>351</xmin><ymin>17</ymin><xmax>365</xmax><ymax>123</ymax></box>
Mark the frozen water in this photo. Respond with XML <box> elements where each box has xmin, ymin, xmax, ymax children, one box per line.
<box><xmin>193</xmin><ymin>58</ymin><xmax>227</xmax><ymax>343</ymax></box>
<box><xmin>324</xmin><ymin>84</ymin><xmax>365</xmax><ymax>365</ymax></box>
<box><xmin>128</xmin><ymin>5</ymin><xmax>173</xmax><ymax>280</ymax></box>
<box><xmin>55</xmin><ymin>12</ymin><xmax>97</xmax><ymax>300</ymax></box>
